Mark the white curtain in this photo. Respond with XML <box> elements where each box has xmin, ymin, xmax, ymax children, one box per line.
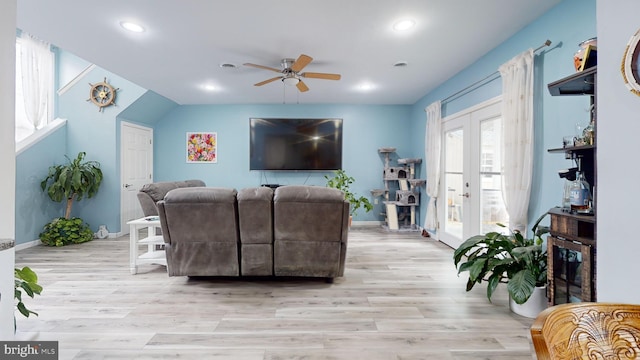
<box><xmin>498</xmin><ymin>49</ymin><xmax>534</xmax><ymax>233</ymax></box>
<box><xmin>20</xmin><ymin>33</ymin><xmax>52</xmax><ymax>131</ymax></box>
<box><xmin>424</xmin><ymin>101</ymin><xmax>442</xmax><ymax>231</ymax></box>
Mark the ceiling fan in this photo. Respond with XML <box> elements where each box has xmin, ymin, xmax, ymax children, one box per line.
<box><xmin>243</xmin><ymin>54</ymin><xmax>341</xmax><ymax>92</ymax></box>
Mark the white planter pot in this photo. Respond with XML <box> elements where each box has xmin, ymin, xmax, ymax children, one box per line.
<box><xmin>509</xmin><ymin>286</ymin><xmax>548</xmax><ymax>318</ymax></box>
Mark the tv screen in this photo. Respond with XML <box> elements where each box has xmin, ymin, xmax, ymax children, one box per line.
<box><xmin>250</xmin><ymin>118</ymin><xmax>343</xmax><ymax>171</ymax></box>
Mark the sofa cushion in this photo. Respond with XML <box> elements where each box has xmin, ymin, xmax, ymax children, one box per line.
<box><xmin>274</xmin><ymin>185</ymin><xmax>345</xmax><ymax>203</ymax></box>
<box><xmin>141</xmin><ymin>179</ymin><xmax>206</xmax><ymax>202</ymax></box>
<box><xmin>164</xmin><ymin>186</ymin><xmax>236</xmax><ymax>204</ymax></box>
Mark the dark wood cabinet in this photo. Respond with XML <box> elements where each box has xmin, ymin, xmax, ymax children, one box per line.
<box><xmin>547</xmin><ymin>208</ymin><xmax>596</xmax><ymax>304</ymax></box>
<box><xmin>546</xmin><ymin>66</ymin><xmax>597</xmax><ymax>305</ymax></box>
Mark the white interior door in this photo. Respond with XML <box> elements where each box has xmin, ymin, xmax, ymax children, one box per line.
<box><xmin>438</xmin><ymin>97</ymin><xmax>508</xmax><ymax>249</ymax></box>
<box><xmin>120</xmin><ymin>122</ymin><xmax>153</xmax><ymax>233</ymax></box>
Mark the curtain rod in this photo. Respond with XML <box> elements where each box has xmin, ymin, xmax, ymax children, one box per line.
<box><xmin>435</xmin><ymin>39</ymin><xmax>552</xmax><ymax>106</ymax></box>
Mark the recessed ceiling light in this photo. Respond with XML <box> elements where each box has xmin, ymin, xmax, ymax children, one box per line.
<box><xmin>393</xmin><ymin>19</ymin><xmax>415</xmax><ymax>32</ymax></box>
<box><xmin>120</xmin><ymin>21</ymin><xmax>145</xmax><ymax>33</ymax></box>
<box><xmin>358</xmin><ymin>83</ymin><xmax>374</xmax><ymax>91</ymax></box>
<box><xmin>202</xmin><ymin>84</ymin><xmax>216</xmax><ymax>91</ymax></box>
<box><xmin>219</xmin><ymin>63</ymin><xmax>237</xmax><ymax>69</ymax></box>
<box><xmin>393</xmin><ymin>61</ymin><xmax>409</xmax><ymax>67</ymax></box>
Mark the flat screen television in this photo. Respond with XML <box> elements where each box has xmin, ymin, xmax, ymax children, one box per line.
<box><xmin>250</xmin><ymin>118</ymin><xmax>343</xmax><ymax>171</ymax></box>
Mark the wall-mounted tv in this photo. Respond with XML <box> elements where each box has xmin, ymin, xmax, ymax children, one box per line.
<box><xmin>250</xmin><ymin>118</ymin><xmax>343</xmax><ymax>171</ymax></box>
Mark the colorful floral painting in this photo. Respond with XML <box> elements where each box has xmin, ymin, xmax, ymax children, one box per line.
<box><xmin>186</xmin><ymin>132</ymin><xmax>217</xmax><ymax>163</ymax></box>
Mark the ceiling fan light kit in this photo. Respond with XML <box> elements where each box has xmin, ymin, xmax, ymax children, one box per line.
<box><xmin>282</xmin><ymin>77</ymin><xmax>299</xmax><ymax>86</ymax></box>
<box><xmin>244</xmin><ymin>53</ymin><xmax>341</xmax><ymax>93</ymax></box>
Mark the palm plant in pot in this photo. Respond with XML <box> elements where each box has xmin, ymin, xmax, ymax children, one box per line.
<box><xmin>325</xmin><ymin>169</ymin><xmax>374</xmax><ymax>221</ymax></box>
<box><xmin>453</xmin><ymin>213</ymin><xmax>549</xmax><ymax>315</ymax></box>
<box><xmin>39</xmin><ymin>152</ymin><xmax>103</xmax><ymax>246</ymax></box>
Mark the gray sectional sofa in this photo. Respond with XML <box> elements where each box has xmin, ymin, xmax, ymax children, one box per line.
<box><xmin>154</xmin><ymin>185</ymin><xmax>349</xmax><ymax>281</ymax></box>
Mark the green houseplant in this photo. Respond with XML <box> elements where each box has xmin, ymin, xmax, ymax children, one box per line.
<box><xmin>325</xmin><ymin>169</ymin><xmax>374</xmax><ymax>218</ymax></box>
<box><xmin>14</xmin><ymin>266</ymin><xmax>42</xmax><ymax>330</ymax></box>
<box><xmin>453</xmin><ymin>213</ymin><xmax>549</xmax><ymax>305</ymax></box>
<box><xmin>39</xmin><ymin>152</ymin><xmax>103</xmax><ymax>246</ymax></box>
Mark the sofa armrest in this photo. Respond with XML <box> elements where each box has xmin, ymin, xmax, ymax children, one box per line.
<box><xmin>137</xmin><ymin>192</ymin><xmax>159</xmax><ymax>217</ymax></box>
<box><xmin>157</xmin><ymin>200</ymin><xmax>171</xmax><ymax>244</ymax></box>
<box><xmin>137</xmin><ymin>179</ymin><xmax>207</xmax><ymax>217</ymax></box>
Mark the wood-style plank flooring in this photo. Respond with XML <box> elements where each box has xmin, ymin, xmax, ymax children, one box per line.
<box><xmin>14</xmin><ymin>226</ymin><xmax>535</xmax><ymax>359</ymax></box>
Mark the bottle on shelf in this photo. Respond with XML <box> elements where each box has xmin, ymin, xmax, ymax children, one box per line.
<box><xmin>583</xmin><ymin>119</ymin><xmax>595</xmax><ymax>146</ymax></box>
<box><xmin>570</xmin><ymin>170</ymin><xmax>592</xmax><ymax>213</ymax></box>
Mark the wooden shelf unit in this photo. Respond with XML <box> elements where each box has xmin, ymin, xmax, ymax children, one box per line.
<box><xmin>546</xmin><ymin>67</ymin><xmax>597</xmax><ymax>305</ymax></box>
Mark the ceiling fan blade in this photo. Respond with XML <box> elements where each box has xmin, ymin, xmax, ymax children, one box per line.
<box><xmin>254</xmin><ymin>76</ymin><xmax>282</xmax><ymax>86</ymax></box>
<box><xmin>244</xmin><ymin>63</ymin><xmax>282</xmax><ymax>73</ymax></box>
<box><xmin>301</xmin><ymin>72</ymin><xmax>341</xmax><ymax>80</ymax></box>
<box><xmin>296</xmin><ymin>80</ymin><xmax>309</xmax><ymax>92</ymax></box>
<box><xmin>290</xmin><ymin>54</ymin><xmax>313</xmax><ymax>73</ymax></box>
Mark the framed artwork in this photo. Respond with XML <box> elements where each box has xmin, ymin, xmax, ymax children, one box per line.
<box><xmin>186</xmin><ymin>132</ymin><xmax>217</xmax><ymax>163</ymax></box>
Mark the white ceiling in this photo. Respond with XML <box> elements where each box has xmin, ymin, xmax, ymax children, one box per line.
<box><xmin>16</xmin><ymin>0</ymin><xmax>561</xmax><ymax>105</ymax></box>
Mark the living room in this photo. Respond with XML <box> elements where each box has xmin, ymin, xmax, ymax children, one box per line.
<box><xmin>2</xmin><ymin>0</ymin><xmax>640</xmax><ymax>356</ymax></box>
<box><xmin>10</xmin><ymin>0</ymin><xmax>599</xmax><ymax>246</ymax></box>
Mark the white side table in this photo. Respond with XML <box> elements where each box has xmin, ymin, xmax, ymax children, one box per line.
<box><xmin>127</xmin><ymin>216</ymin><xmax>167</xmax><ymax>274</ymax></box>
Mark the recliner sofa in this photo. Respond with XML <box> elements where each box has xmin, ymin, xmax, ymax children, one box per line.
<box><xmin>156</xmin><ymin>185</ymin><xmax>349</xmax><ymax>281</ymax></box>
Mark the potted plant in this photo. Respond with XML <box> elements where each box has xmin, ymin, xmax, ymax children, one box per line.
<box><xmin>39</xmin><ymin>152</ymin><xmax>103</xmax><ymax>246</ymax></box>
<box><xmin>14</xmin><ymin>266</ymin><xmax>42</xmax><ymax>330</ymax></box>
<box><xmin>453</xmin><ymin>213</ymin><xmax>549</xmax><ymax>316</ymax></box>
<box><xmin>325</xmin><ymin>169</ymin><xmax>374</xmax><ymax>219</ymax></box>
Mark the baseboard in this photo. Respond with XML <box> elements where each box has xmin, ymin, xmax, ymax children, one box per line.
<box><xmin>15</xmin><ymin>239</ymin><xmax>42</xmax><ymax>251</ymax></box>
<box><xmin>351</xmin><ymin>220</ymin><xmax>384</xmax><ymax>227</ymax></box>
<box><xmin>15</xmin><ymin>232</ymin><xmax>121</xmax><ymax>251</ymax></box>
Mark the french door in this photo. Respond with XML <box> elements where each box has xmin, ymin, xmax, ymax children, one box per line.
<box><xmin>438</xmin><ymin>97</ymin><xmax>509</xmax><ymax>249</ymax></box>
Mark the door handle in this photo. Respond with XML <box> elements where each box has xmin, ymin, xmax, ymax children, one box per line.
<box><xmin>124</xmin><ymin>183</ymin><xmax>133</xmax><ymax>188</ymax></box>
<box><xmin>459</xmin><ymin>192</ymin><xmax>470</xmax><ymax>198</ymax></box>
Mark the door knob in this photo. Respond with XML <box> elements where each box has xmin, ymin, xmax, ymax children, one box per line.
<box><xmin>459</xmin><ymin>192</ymin><xmax>470</xmax><ymax>198</ymax></box>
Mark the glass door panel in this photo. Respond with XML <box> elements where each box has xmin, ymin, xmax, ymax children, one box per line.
<box><xmin>479</xmin><ymin>117</ymin><xmax>509</xmax><ymax>234</ymax></box>
<box><xmin>445</xmin><ymin>129</ymin><xmax>464</xmax><ymax>241</ymax></box>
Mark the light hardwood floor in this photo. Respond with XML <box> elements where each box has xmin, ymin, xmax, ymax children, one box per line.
<box><xmin>14</xmin><ymin>226</ymin><xmax>536</xmax><ymax>360</ymax></box>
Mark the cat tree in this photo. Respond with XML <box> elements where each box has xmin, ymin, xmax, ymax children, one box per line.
<box><xmin>371</xmin><ymin>147</ymin><xmax>425</xmax><ymax>231</ymax></box>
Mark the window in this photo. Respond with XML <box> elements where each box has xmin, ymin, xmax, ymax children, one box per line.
<box><xmin>15</xmin><ymin>35</ymin><xmax>54</xmax><ymax>143</ymax></box>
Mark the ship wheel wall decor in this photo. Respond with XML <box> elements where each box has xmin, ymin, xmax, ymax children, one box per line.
<box><xmin>88</xmin><ymin>77</ymin><xmax>118</xmax><ymax>111</ymax></box>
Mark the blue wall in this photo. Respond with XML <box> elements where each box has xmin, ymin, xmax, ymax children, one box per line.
<box><xmin>118</xmin><ymin>90</ymin><xmax>178</xmax><ymax>127</ymax></box>
<box><xmin>56</xmin><ymin>67</ymin><xmax>147</xmax><ymax>234</ymax></box>
<box><xmin>154</xmin><ymin>104</ymin><xmax>413</xmax><ymax>221</ymax></box>
<box><xmin>15</xmin><ymin>125</ymin><xmax>67</xmax><ymax>244</ymax></box>
<box><xmin>410</xmin><ymin>0</ymin><xmax>596</xmax><ymax>235</ymax></box>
